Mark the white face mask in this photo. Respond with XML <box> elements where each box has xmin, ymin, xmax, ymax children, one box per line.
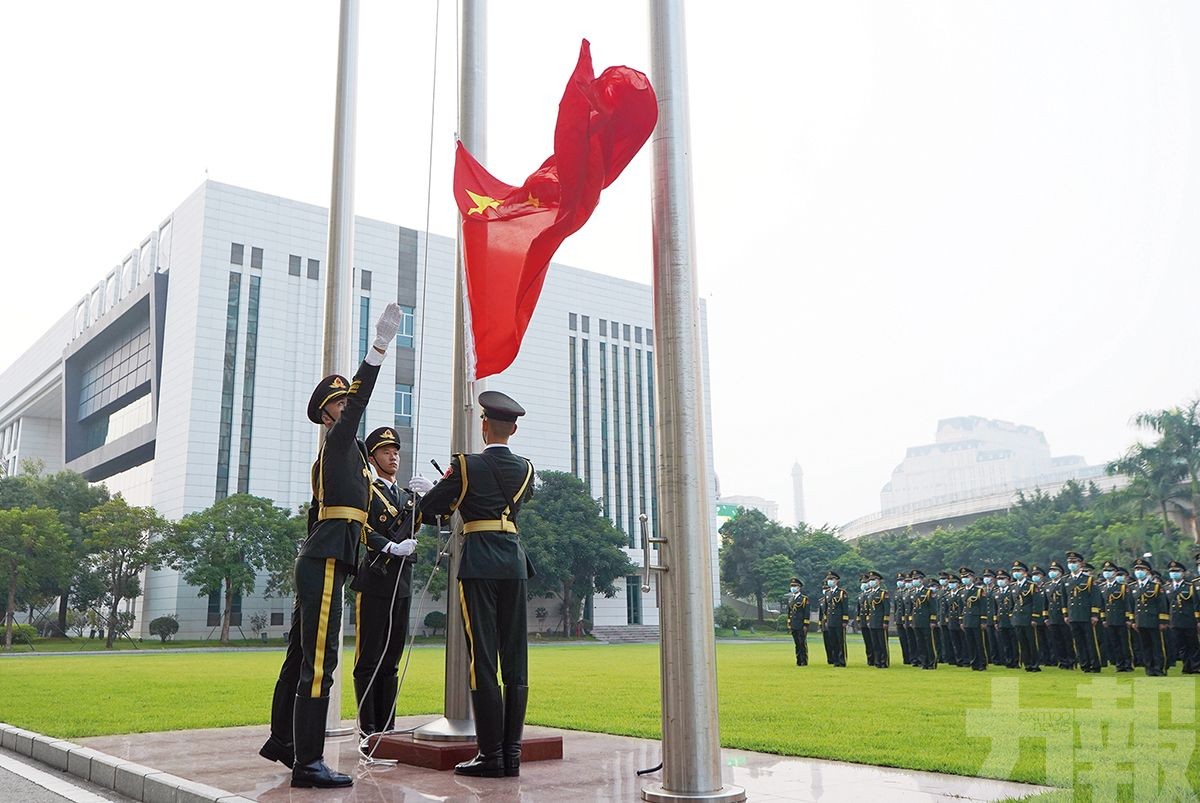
<box><xmin>1031</xmin><ymin>575</ymin><xmax>1043</xmax><ymax>583</ymax></box>
<box><xmin>1048</xmin><ymin>570</ymin><xmax>1060</xmax><ymax>580</ymax></box>
<box><xmin>997</xmin><ymin>579</ymin><xmax>1008</xmax><ymax>588</ymax></box>
<box><xmin>983</xmin><ymin>577</ymin><xmax>993</xmax><ymax>585</ymax></box>
<box><xmin>790</xmin><ymin>586</ymin><xmax>800</xmax><ymax>593</ymax></box>
<box><xmin>869</xmin><ymin>579</ymin><xmax>879</xmax><ymax>589</ymax></box>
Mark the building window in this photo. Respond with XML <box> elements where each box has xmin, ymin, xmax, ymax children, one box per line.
<box><xmin>569</xmin><ymin>337</ymin><xmax>578</xmax><ymax>476</ymax></box>
<box><xmin>207</xmin><ymin>590</ymin><xmax>243</xmax><ymax>627</ymax></box>
<box><xmin>237</xmin><ymin>275</ymin><xmax>261</xmax><ymax>494</ymax></box>
<box><xmin>624</xmin><ymin>346</ymin><xmax>635</xmax><ymax>541</ymax></box>
<box><xmin>581</xmin><ymin>339</ymin><xmax>591</xmax><ymax>489</ymax></box>
<box><xmin>360</xmin><ymin>269</ymin><xmax>372</xmax><ymax>290</ymax></box>
<box><xmin>623</xmin><ymin>324</ymin><xmax>631</xmax><ymax>341</ymax></box>
<box><xmin>250</xmin><ymin>247</ymin><xmax>263</xmax><ymax>269</ymax></box>
<box><xmin>216</xmin><ymin>272</ymin><xmax>242</xmax><ymax>500</ymax></box>
<box><xmin>599</xmin><ymin>319</ymin><xmax>607</xmax><ymax>337</ymax></box>
<box><xmin>288</xmin><ymin>255</ymin><xmax>302</xmax><ymax>276</ymax></box>
<box><xmin>270</xmin><ymin>612</ymin><xmax>284</xmax><ymax>627</ymax></box>
<box><xmin>611</xmin><ymin>343</ymin><xmax>621</xmax><ymax>536</ymax></box>
<box><xmin>230</xmin><ymin>243</ymin><xmax>244</xmax><ymax>265</ymax></box>
<box><xmin>599</xmin><ymin>344</ymin><xmax>610</xmax><ymax>516</ymax></box>
<box><xmin>358</xmin><ymin>297</ymin><xmax>370</xmax><ymax>439</ymax></box>
<box><xmin>307</xmin><ymin>258</ymin><xmax>320</xmax><ymax>280</ymax></box>
<box><xmin>635</xmin><ymin>326</ymin><xmax>643</xmax><ymax>344</ymax></box>
<box><xmin>569</xmin><ymin>312</ymin><xmax>577</xmax><ymax>331</ymax></box>
<box><xmin>646</xmin><ymin>328</ymin><xmax>654</xmax><ymax>346</ymax></box>
<box><xmin>396</xmin><ymin>305</ymin><xmax>415</xmax><ymax>349</ymax></box>
<box><xmin>395</xmin><ymin>384</ymin><xmax>413</xmax><ymax>428</ymax></box>
<box><xmin>581</xmin><ymin>315</ymin><xmax>590</xmax><ymax>334</ymax></box>
<box><xmin>626</xmin><ymin>576</ymin><xmax>642</xmax><ymax>625</ymax></box>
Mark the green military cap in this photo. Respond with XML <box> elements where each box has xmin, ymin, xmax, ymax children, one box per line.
<box><xmin>478</xmin><ymin>390</ymin><xmax>526</xmax><ymax>422</ymax></box>
<box><xmin>1065</xmin><ymin>551</ymin><xmax>1084</xmax><ymax>561</ymax></box>
<box><xmin>365</xmin><ymin>427</ymin><xmax>401</xmax><ymax>454</ymax></box>
<box><xmin>1133</xmin><ymin>557</ymin><xmax>1152</xmax><ymax>570</ymax></box>
<box><xmin>1167</xmin><ymin>560</ymin><xmax>1185</xmax><ymax>571</ymax></box>
<box><xmin>308</xmin><ymin>374</ymin><xmax>350</xmax><ymax>424</ymax></box>
<box><xmin>790</xmin><ymin>577</ymin><xmax>803</xmax><ymax>587</ymax></box>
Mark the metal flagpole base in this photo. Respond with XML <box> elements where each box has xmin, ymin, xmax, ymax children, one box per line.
<box><xmin>412</xmin><ymin>716</ymin><xmax>476</xmax><ymax>742</ymax></box>
<box><xmin>325</xmin><ymin>725</ymin><xmax>355</xmax><ymax>737</ymax></box>
<box><xmin>641</xmin><ymin>784</ymin><xmax>746</xmax><ymax>803</ymax></box>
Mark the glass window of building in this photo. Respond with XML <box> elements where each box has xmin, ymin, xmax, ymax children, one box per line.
<box><xmin>288</xmin><ymin>255</ymin><xmax>302</xmax><ymax>276</ymax></box>
<box><xmin>396</xmin><ymin>305</ymin><xmax>415</xmax><ymax>349</ymax></box>
<box><xmin>138</xmin><ymin>239</ymin><xmax>153</xmax><ymax>283</ymax></box>
<box><xmin>105</xmin><ymin>273</ymin><xmax>119</xmax><ymax>311</ymax></box>
<box><xmin>121</xmin><ymin>258</ymin><xmax>135</xmax><ymax>297</ymax></box>
<box><xmin>157</xmin><ymin>220</ymin><xmax>172</xmax><ymax>271</ymax></box>
<box><xmin>581</xmin><ymin>315</ymin><xmax>590</xmax><ymax>333</ymax></box>
<box><xmin>250</xmin><ymin>246</ymin><xmax>263</xmax><ymax>269</ymax></box>
<box><xmin>307</xmin><ymin>258</ymin><xmax>320</xmax><ymax>280</ymax></box>
<box><xmin>230</xmin><ymin>243</ymin><xmax>244</xmax><ymax>265</ymax></box>
<box><xmin>569</xmin><ymin>312</ymin><xmax>577</xmax><ymax>331</ymax></box>
<box><xmin>395</xmin><ymin>384</ymin><xmax>414</xmax><ymax>428</ymax></box>
<box><xmin>360</xmin><ymin>269</ymin><xmax>372</xmax><ymax>290</ymax></box>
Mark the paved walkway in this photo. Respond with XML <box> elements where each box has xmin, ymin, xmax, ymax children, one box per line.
<box><xmin>79</xmin><ymin>716</ymin><xmax>1052</xmax><ymax>802</ymax></box>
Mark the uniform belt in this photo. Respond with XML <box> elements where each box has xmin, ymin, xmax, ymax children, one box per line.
<box><xmin>462</xmin><ymin>519</ymin><xmax>519</xmax><ymax>534</ymax></box>
<box><xmin>318</xmin><ymin>505</ymin><xmax>368</xmax><ymax>524</ymax></box>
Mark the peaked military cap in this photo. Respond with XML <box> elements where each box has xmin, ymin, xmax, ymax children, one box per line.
<box><xmin>1065</xmin><ymin>551</ymin><xmax>1084</xmax><ymax>561</ymax></box>
<box><xmin>911</xmin><ymin>569</ymin><xmax>925</xmax><ymax>578</ymax></box>
<box><xmin>959</xmin><ymin>567</ymin><xmax>975</xmax><ymax>576</ymax></box>
<box><xmin>1012</xmin><ymin>560</ymin><xmax>1028</xmax><ymax>572</ymax></box>
<box><xmin>868</xmin><ymin>570</ymin><xmax>883</xmax><ymax>580</ymax></box>
<box><xmin>895</xmin><ymin>572</ymin><xmax>906</xmax><ymax>580</ymax></box>
<box><xmin>1082</xmin><ymin>562</ymin><xmax>1094</xmax><ymax>572</ymax></box>
<box><xmin>996</xmin><ymin>569</ymin><xmax>1010</xmax><ymax>579</ymax></box>
<box><xmin>366</xmin><ymin>426</ymin><xmax>401</xmax><ymax>454</ymax></box>
<box><xmin>1133</xmin><ymin>557</ymin><xmax>1152</xmax><ymax>570</ymax></box>
<box><xmin>1151</xmin><ymin>570</ymin><xmax>1163</xmax><ymax>580</ymax></box>
<box><xmin>938</xmin><ymin>571</ymin><xmax>951</xmax><ymax>579</ymax></box>
<box><xmin>982</xmin><ymin>568</ymin><xmax>995</xmax><ymax>577</ymax></box>
<box><xmin>1167</xmin><ymin>560</ymin><xmax>1185</xmax><ymax>571</ymax></box>
<box><xmin>1115</xmin><ymin>566</ymin><xmax>1128</xmax><ymax>576</ymax></box>
<box><xmin>826</xmin><ymin>570</ymin><xmax>840</xmax><ymax>580</ymax></box>
<box><xmin>790</xmin><ymin>577</ymin><xmax>802</xmax><ymax>586</ymax></box>
<box><xmin>308</xmin><ymin>374</ymin><xmax>351</xmax><ymax>424</ymax></box>
<box><xmin>478</xmin><ymin>390</ymin><xmax>526</xmax><ymax>423</ymax></box>
<box><xmin>1048</xmin><ymin>560</ymin><xmax>1065</xmax><ymax>571</ymax></box>
<box><xmin>1030</xmin><ymin>564</ymin><xmax>1043</xmax><ymax>574</ymax></box>
<box><xmin>1101</xmin><ymin>560</ymin><xmax>1116</xmax><ymax>570</ymax></box>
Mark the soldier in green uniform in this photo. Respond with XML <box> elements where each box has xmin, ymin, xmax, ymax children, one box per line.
<box><xmin>947</xmin><ymin>575</ymin><xmax>966</xmax><ymax>666</ymax></box>
<box><xmin>1043</xmin><ymin>560</ymin><xmax>1075</xmax><ymax>670</ymax></box>
<box><xmin>416</xmin><ymin>391</ymin><xmax>536</xmax><ymax>777</ymax></box>
<box><xmin>1101</xmin><ymin>564</ymin><xmax>1134</xmax><ymax>672</ymax></box>
<box><xmin>1062</xmin><ymin>551</ymin><xmax>1102</xmax><ymax>673</ymax></box>
<box><xmin>894</xmin><ymin>573</ymin><xmax>912</xmax><ymax>666</ymax></box>
<box><xmin>1130</xmin><ymin>557</ymin><xmax>1169</xmax><ymax>676</ymax></box>
<box><xmin>1028</xmin><ymin>565</ymin><xmax>1051</xmax><ymax>666</ymax></box>
<box><xmin>864</xmin><ymin>571</ymin><xmax>890</xmax><ymax>668</ymax></box>
<box><xmin>1164</xmin><ymin>560</ymin><xmax>1199</xmax><ymax>673</ymax></box>
<box><xmin>910</xmin><ymin>571</ymin><xmax>937</xmax><ymax>669</ymax></box>
<box><xmin>934</xmin><ymin>571</ymin><xmax>951</xmax><ymax>666</ymax></box>
<box><xmin>994</xmin><ymin>570</ymin><xmax>1018</xmax><ymax>668</ymax></box>
<box><xmin>820</xmin><ymin>571</ymin><xmax>848</xmax><ymax>667</ymax></box>
<box><xmin>1009</xmin><ymin>561</ymin><xmax>1042</xmax><ymax>671</ymax></box>
<box><xmin>786</xmin><ymin>577</ymin><xmax>810</xmax><ymax>666</ymax></box>
<box><xmin>855</xmin><ymin>575</ymin><xmax>870</xmax><ymax>665</ymax></box>
<box><xmin>350</xmin><ymin>427</ymin><xmax>432</xmax><ymax>737</ymax></box>
<box><xmin>259</xmin><ymin>302</ymin><xmax>403</xmax><ymax>789</ymax></box>
<box><xmin>981</xmin><ymin>569</ymin><xmax>1000</xmax><ymax>666</ymax></box>
<box><xmin>961</xmin><ymin>568</ymin><xmax>989</xmax><ymax>671</ymax></box>
<box><xmin>1095</xmin><ymin>560</ymin><xmax>1119</xmax><ymax>668</ymax></box>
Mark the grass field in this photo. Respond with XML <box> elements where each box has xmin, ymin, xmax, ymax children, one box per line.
<box><xmin>1</xmin><ymin>638</ymin><xmax>1196</xmax><ymax>800</ymax></box>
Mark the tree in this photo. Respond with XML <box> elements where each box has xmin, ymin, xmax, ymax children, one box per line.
<box><xmin>163</xmin><ymin>494</ymin><xmax>300</xmax><ymax>645</ymax></box>
<box><xmin>1108</xmin><ymin>443</ymin><xmax>1186</xmax><ymax>538</ymax></box>
<box><xmin>81</xmin><ymin>496</ymin><xmax>168</xmax><ymax>649</ymax></box>
<box><xmin>424</xmin><ymin>609</ymin><xmax>446</xmax><ymax>636</ymax></box>
<box><xmin>519</xmin><ymin>472</ymin><xmax>634</xmax><ymax>637</ymax></box>
<box><xmin>33</xmin><ymin>470</ymin><xmax>110</xmax><ymax>634</ymax></box>
<box><xmin>149</xmin><ymin>614</ymin><xmax>179</xmax><ymax>643</ymax></box>
<box><xmin>0</xmin><ymin>506</ymin><xmax>70</xmax><ymax>649</ymax></box>
<box><xmin>718</xmin><ymin>508</ymin><xmax>796</xmax><ymax>621</ymax></box>
<box><xmin>752</xmin><ymin>554</ymin><xmax>796</xmax><ymax>614</ymax></box>
<box><xmin>1134</xmin><ymin>400</ymin><xmax>1200</xmax><ymax>542</ymax></box>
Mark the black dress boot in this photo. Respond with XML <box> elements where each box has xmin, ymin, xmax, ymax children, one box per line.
<box><xmin>353</xmin><ymin>677</ymin><xmax>377</xmax><ymax>737</ymax></box>
<box><xmin>291</xmin><ymin>696</ymin><xmax>353</xmax><ymax>789</ymax></box>
<box><xmin>375</xmin><ymin>674</ymin><xmax>398</xmax><ymax>734</ymax></box>
<box><xmin>259</xmin><ymin>680</ymin><xmax>295</xmax><ymax>768</ymax></box>
<box><xmin>454</xmin><ymin>688</ymin><xmax>505</xmax><ymax>777</ymax></box>
<box><xmin>502</xmin><ymin>685</ymin><xmax>528</xmax><ymax>777</ymax></box>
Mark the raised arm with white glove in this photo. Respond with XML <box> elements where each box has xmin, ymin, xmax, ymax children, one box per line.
<box><xmin>364</xmin><ymin>302</ymin><xmax>404</xmax><ymax>366</ymax></box>
<box><xmin>382</xmin><ymin>539</ymin><xmax>417</xmax><ymax>557</ymax></box>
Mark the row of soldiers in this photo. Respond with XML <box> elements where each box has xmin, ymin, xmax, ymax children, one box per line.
<box><xmin>785</xmin><ymin>551</ymin><xmax>1200</xmax><ymax>676</ymax></box>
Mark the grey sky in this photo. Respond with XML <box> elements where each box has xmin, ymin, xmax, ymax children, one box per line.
<box><xmin>2</xmin><ymin>2</ymin><xmax>1197</xmax><ymax>527</ymax></box>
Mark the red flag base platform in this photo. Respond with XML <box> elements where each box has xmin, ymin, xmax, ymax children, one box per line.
<box><xmin>363</xmin><ymin>733</ymin><xmax>563</xmax><ymax>771</ymax></box>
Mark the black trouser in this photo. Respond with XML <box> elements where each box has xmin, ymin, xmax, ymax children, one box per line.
<box><xmin>861</xmin><ymin>626</ymin><xmax>875</xmax><ymax>665</ymax></box>
<box><xmin>459</xmin><ymin>578</ymin><xmax>528</xmax><ymax>692</ymax></box>
<box><xmin>1096</xmin><ymin>623</ymin><xmax>1112</xmax><ymax>667</ymax></box>
<box><xmin>866</xmin><ymin>627</ymin><xmax>888</xmax><ymax>667</ymax></box>
<box><xmin>935</xmin><ymin>625</ymin><xmax>950</xmax><ymax>665</ymax></box>
<box><xmin>1070</xmin><ymin>621</ymin><xmax>1101</xmax><ymax>671</ymax></box>
<box><xmin>897</xmin><ymin>624</ymin><xmax>911</xmax><ymax>664</ymax></box>
<box><xmin>913</xmin><ymin>627</ymin><xmax>935</xmax><ymax>668</ymax></box>
<box><xmin>822</xmin><ymin>626</ymin><xmax>845</xmax><ymax>666</ymax></box>
<box><xmin>1035</xmin><ymin>624</ymin><xmax>1051</xmax><ymax>665</ymax></box>
<box><xmin>1164</xmin><ymin>628</ymin><xmax>1178</xmax><ymax>669</ymax></box>
<box><xmin>354</xmin><ymin>590</ymin><xmax>412</xmax><ymax>733</ymax></box>
<box><xmin>997</xmin><ymin>627</ymin><xmax>1018</xmax><ymax>667</ymax></box>
<box><xmin>1172</xmin><ymin>627</ymin><xmax>1200</xmax><ymax>673</ymax></box>
<box><xmin>1136</xmin><ymin>626</ymin><xmax>1167</xmax><ymax>675</ymax></box>
<box><xmin>790</xmin><ymin>627</ymin><xmax>808</xmax><ymax>665</ymax></box>
<box><xmin>950</xmin><ymin>626</ymin><xmax>966</xmax><ymax>665</ymax></box>
<box><xmin>1049</xmin><ymin>623</ymin><xmax>1076</xmax><ymax>668</ymax></box>
<box><xmin>964</xmin><ymin>626</ymin><xmax>987</xmax><ymax>669</ymax></box>
<box><xmin>1014</xmin><ymin>624</ymin><xmax>1040</xmax><ymax>670</ymax></box>
<box><xmin>1105</xmin><ymin>624</ymin><xmax>1133</xmax><ymax>671</ymax></box>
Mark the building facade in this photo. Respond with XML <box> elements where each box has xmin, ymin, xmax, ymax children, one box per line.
<box><xmin>0</xmin><ymin>181</ymin><xmax>717</xmax><ymax>638</ymax></box>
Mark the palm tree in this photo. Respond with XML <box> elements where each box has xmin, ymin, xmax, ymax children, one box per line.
<box><xmin>1107</xmin><ymin>443</ymin><xmax>1186</xmax><ymax>539</ymax></box>
<box><xmin>1134</xmin><ymin>400</ymin><xmax>1200</xmax><ymax>542</ymax></box>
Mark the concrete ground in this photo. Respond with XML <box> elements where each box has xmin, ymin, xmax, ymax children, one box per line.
<box><xmin>78</xmin><ymin>715</ymin><xmax>1052</xmax><ymax>802</ymax></box>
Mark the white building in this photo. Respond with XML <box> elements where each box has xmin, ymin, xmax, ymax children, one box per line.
<box><xmin>0</xmin><ymin>180</ymin><xmax>717</xmax><ymax>638</ymax></box>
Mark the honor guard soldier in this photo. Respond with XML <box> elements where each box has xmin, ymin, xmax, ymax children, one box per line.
<box><xmin>864</xmin><ymin>571</ymin><xmax>890</xmax><ymax>668</ymax></box>
<box><xmin>910</xmin><ymin>571</ymin><xmax>937</xmax><ymax>669</ymax></box>
<box><xmin>1164</xmin><ymin>560</ymin><xmax>1200</xmax><ymax>674</ymax></box>
<box><xmin>1130</xmin><ymin>558</ymin><xmax>1169</xmax><ymax>676</ymax></box>
<box><xmin>786</xmin><ymin>578</ymin><xmax>810</xmax><ymax>666</ymax></box>
<box><xmin>894</xmin><ymin>573</ymin><xmax>912</xmax><ymax>666</ymax></box>
<box><xmin>994</xmin><ymin>570</ymin><xmax>1018</xmax><ymax>668</ymax></box>
<box><xmin>350</xmin><ymin>427</ymin><xmax>433</xmax><ymax>737</ymax></box>
<box><xmin>820</xmin><ymin>571</ymin><xmax>848</xmax><ymax>666</ymax></box>
<box><xmin>1096</xmin><ymin>560</ymin><xmax>1119</xmax><ymax>667</ymax></box>
<box><xmin>1029</xmin><ymin>566</ymin><xmax>1052</xmax><ymax>666</ymax></box>
<box><xmin>260</xmin><ymin>303</ymin><xmax>404</xmax><ymax>789</ymax></box>
<box><xmin>961</xmin><ymin>569</ymin><xmax>989</xmax><ymax>670</ymax></box>
<box><xmin>1009</xmin><ymin>561</ymin><xmax>1042</xmax><ymax>672</ymax></box>
<box><xmin>856</xmin><ymin>575</ymin><xmax>873</xmax><ymax>665</ymax></box>
<box><xmin>1043</xmin><ymin>560</ymin><xmax>1076</xmax><ymax>669</ymax></box>
<box><xmin>1101</xmin><ymin>565</ymin><xmax>1134</xmax><ymax>672</ymax></box>
<box><xmin>416</xmin><ymin>391</ymin><xmax>536</xmax><ymax>777</ymax></box>
<box><xmin>934</xmin><ymin>572</ymin><xmax>952</xmax><ymax>665</ymax></box>
<box><xmin>981</xmin><ymin>569</ymin><xmax>1000</xmax><ymax>665</ymax></box>
<box><xmin>1062</xmin><ymin>552</ymin><xmax>1102</xmax><ymax>672</ymax></box>
<box><xmin>946</xmin><ymin>575</ymin><xmax>967</xmax><ymax>666</ymax></box>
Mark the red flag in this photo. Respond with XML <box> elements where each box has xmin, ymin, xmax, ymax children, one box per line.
<box><xmin>453</xmin><ymin>40</ymin><xmax>657</xmax><ymax>379</ymax></box>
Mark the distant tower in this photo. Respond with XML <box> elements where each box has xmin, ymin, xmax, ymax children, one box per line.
<box><xmin>792</xmin><ymin>462</ymin><xmax>806</xmax><ymax>526</ymax></box>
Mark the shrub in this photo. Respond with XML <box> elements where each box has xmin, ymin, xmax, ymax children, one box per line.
<box><xmin>148</xmin><ymin>615</ymin><xmax>179</xmax><ymax>643</ymax></box>
<box><xmin>424</xmin><ymin>610</ymin><xmax>447</xmax><ymax>636</ymax></box>
<box><xmin>713</xmin><ymin>604</ymin><xmax>740</xmax><ymax>630</ymax></box>
<box><xmin>775</xmin><ymin>614</ymin><xmax>788</xmax><ymax>631</ymax></box>
<box><xmin>8</xmin><ymin>623</ymin><xmax>37</xmax><ymax>645</ymax></box>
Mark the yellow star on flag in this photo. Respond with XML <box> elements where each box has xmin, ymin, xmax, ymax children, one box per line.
<box><xmin>526</xmin><ymin>194</ymin><xmax>541</xmax><ymax>208</ymax></box>
<box><xmin>465</xmin><ymin>189</ymin><xmax>501</xmax><ymax>215</ymax></box>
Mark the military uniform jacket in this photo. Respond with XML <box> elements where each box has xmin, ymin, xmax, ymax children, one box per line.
<box><xmin>787</xmin><ymin>592</ymin><xmax>810</xmax><ymax>631</ymax></box>
<box><xmin>1010</xmin><ymin>580</ymin><xmax>1043</xmax><ymax>626</ymax></box>
<box><xmin>1130</xmin><ymin>580</ymin><xmax>1168</xmax><ymax>628</ymax></box>
<box><xmin>350</xmin><ymin>479</ymin><xmax>418</xmax><ymax>598</ymax></box>
<box><xmin>820</xmin><ymin>587</ymin><xmax>848</xmax><ymax>629</ymax></box>
<box><xmin>865</xmin><ymin>587</ymin><xmax>890</xmax><ymax>629</ymax></box>
<box><xmin>1165</xmin><ymin>579</ymin><xmax>1199</xmax><ymax>628</ymax></box>
<box><xmin>1043</xmin><ymin>579</ymin><xmax>1067</xmax><ymax>625</ymax></box>
<box><xmin>962</xmin><ymin>586</ymin><xmax>990</xmax><ymax>628</ymax></box>
<box><xmin>911</xmin><ymin>587</ymin><xmax>937</xmax><ymax>628</ymax></box>
<box><xmin>300</xmin><ymin>360</ymin><xmax>380</xmax><ymax>567</ymax></box>
<box><xmin>994</xmin><ymin>586</ymin><xmax>1015</xmax><ymax>626</ymax></box>
<box><xmin>1101</xmin><ymin>581</ymin><xmax>1132</xmax><ymax>627</ymax></box>
<box><xmin>1063</xmin><ymin>573</ymin><xmax>1101</xmax><ymax>622</ymax></box>
<box><xmin>416</xmin><ymin>445</ymin><xmax>536</xmax><ymax>580</ymax></box>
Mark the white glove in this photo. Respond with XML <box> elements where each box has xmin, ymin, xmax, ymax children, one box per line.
<box><xmin>383</xmin><ymin>539</ymin><xmax>417</xmax><ymax>557</ymax></box>
<box><xmin>408</xmin><ymin>474</ymin><xmax>433</xmax><ymax>494</ymax></box>
<box><xmin>365</xmin><ymin>303</ymin><xmax>403</xmax><ymax>366</ymax></box>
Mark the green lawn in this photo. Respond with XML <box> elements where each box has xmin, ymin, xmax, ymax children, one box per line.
<box><xmin>1</xmin><ymin>639</ymin><xmax>1195</xmax><ymax>800</ymax></box>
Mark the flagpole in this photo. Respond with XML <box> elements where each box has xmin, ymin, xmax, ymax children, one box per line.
<box><xmin>321</xmin><ymin>0</ymin><xmax>360</xmax><ymax>738</ymax></box>
<box><xmin>643</xmin><ymin>0</ymin><xmax>743</xmax><ymax>800</ymax></box>
<box><xmin>412</xmin><ymin>0</ymin><xmax>484</xmax><ymax>743</ymax></box>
